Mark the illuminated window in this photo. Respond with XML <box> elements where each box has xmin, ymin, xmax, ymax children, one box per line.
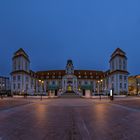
<box><xmin>79</xmin><ymin>75</ymin><xmax>81</xmax><ymax>78</ymax></box>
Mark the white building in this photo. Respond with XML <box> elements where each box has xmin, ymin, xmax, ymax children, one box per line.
<box><xmin>11</xmin><ymin>48</ymin><xmax>129</xmax><ymax>96</ymax></box>
<box><xmin>0</xmin><ymin>76</ymin><xmax>10</xmax><ymax>92</ymax></box>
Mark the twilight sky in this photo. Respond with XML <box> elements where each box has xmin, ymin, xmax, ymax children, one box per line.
<box><xmin>0</xmin><ymin>0</ymin><xmax>140</xmax><ymax>76</ymax></box>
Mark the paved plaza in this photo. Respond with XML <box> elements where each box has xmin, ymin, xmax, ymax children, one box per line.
<box><xmin>0</xmin><ymin>97</ymin><xmax>140</xmax><ymax>140</ymax></box>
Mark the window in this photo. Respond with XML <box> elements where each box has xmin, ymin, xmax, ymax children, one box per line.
<box><xmin>13</xmin><ymin>84</ymin><xmax>16</xmax><ymax>90</ymax></box>
<box><xmin>119</xmin><ymin>75</ymin><xmax>122</xmax><ymax>80</ymax></box>
<box><xmin>26</xmin><ymin>84</ymin><xmax>28</xmax><ymax>90</ymax></box>
<box><xmin>52</xmin><ymin>76</ymin><xmax>55</xmax><ymax>79</ymax></box>
<box><xmin>14</xmin><ymin>60</ymin><xmax>16</xmax><ymax>70</ymax></box>
<box><xmin>119</xmin><ymin>59</ymin><xmax>122</xmax><ymax>70</ymax></box>
<box><xmin>123</xmin><ymin>60</ymin><xmax>126</xmax><ymax>66</ymax></box>
<box><xmin>26</xmin><ymin>77</ymin><xmax>29</xmax><ymax>82</ymax></box>
<box><xmin>112</xmin><ymin>76</ymin><xmax>114</xmax><ymax>82</ymax></box>
<box><xmin>123</xmin><ymin>65</ymin><xmax>126</xmax><ymax>70</ymax></box>
<box><xmin>18</xmin><ymin>60</ymin><xmax>20</xmax><ymax>70</ymax></box>
<box><xmin>124</xmin><ymin>76</ymin><xmax>127</xmax><ymax>81</ymax></box>
<box><xmin>52</xmin><ymin>81</ymin><xmax>55</xmax><ymax>85</ymax></box>
<box><xmin>120</xmin><ymin>83</ymin><xmax>122</xmax><ymax>89</ymax></box>
<box><xmin>13</xmin><ymin>76</ymin><xmax>16</xmax><ymax>81</ymax></box>
<box><xmin>18</xmin><ymin>83</ymin><xmax>20</xmax><ymax>89</ymax></box>
<box><xmin>18</xmin><ymin>75</ymin><xmax>21</xmax><ymax>81</ymax></box>
<box><xmin>112</xmin><ymin>61</ymin><xmax>114</xmax><ymax>70</ymax></box>
<box><xmin>124</xmin><ymin>83</ymin><xmax>127</xmax><ymax>89</ymax></box>
<box><xmin>85</xmin><ymin>81</ymin><xmax>88</xmax><ymax>85</ymax></box>
<box><xmin>25</xmin><ymin>62</ymin><xmax>28</xmax><ymax>71</ymax></box>
<box><xmin>112</xmin><ymin>83</ymin><xmax>114</xmax><ymax>89</ymax></box>
<box><xmin>84</xmin><ymin>76</ymin><xmax>87</xmax><ymax>79</ymax></box>
<box><xmin>123</xmin><ymin>60</ymin><xmax>126</xmax><ymax>70</ymax></box>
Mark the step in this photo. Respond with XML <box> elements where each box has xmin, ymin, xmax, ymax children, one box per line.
<box><xmin>60</xmin><ymin>92</ymin><xmax>81</xmax><ymax>98</ymax></box>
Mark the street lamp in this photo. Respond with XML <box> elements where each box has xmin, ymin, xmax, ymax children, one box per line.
<box><xmin>97</xmin><ymin>80</ymin><xmax>100</xmax><ymax>97</ymax></box>
<box><xmin>39</xmin><ymin>80</ymin><xmax>44</xmax><ymax>100</ymax></box>
<box><xmin>97</xmin><ymin>80</ymin><xmax>103</xmax><ymax>100</ymax></box>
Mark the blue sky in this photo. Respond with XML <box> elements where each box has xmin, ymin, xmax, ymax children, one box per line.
<box><xmin>0</xmin><ymin>0</ymin><xmax>140</xmax><ymax>76</ymax></box>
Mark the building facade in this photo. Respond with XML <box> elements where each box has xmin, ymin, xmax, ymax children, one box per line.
<box><xmin>0</xmin><ymin>76</ymin><xmax>10</xmax><ymax>92</ymax></box>
<box><xmin>128</xmin><ymin>75</ymin><xmax>140</xmax><ymax>95</ymax></box>
<box><xmin>11</xmin><ymin>48</ymin><xmax>129</xmax><ymax>96</ymax></box>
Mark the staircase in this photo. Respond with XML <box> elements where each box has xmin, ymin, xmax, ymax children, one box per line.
<box><xmin>60</xmin><ymin>91</ymin><xmax>81</xmax><ymax>98</ymax></box>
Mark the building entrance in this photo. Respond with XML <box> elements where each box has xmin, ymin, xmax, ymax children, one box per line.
<box><xmin>67</xmin><ymin>85</ymin><xmax>72</xmax><ymax>92</ymax></box>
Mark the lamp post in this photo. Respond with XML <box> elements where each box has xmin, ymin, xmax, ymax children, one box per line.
<box><xmin>39</xmin><ymin>80</ymin><xmax>44</xmax><ymax>101</ymax></box>
<box><xmin>97</xmin><ymin>80</ymin><xmax>103</xmax><ymax>100</ymax></box>
<box><xmin>97</xmin><ymin>81</ymin><xmax>100</xmax><ymax>97</ymax></box>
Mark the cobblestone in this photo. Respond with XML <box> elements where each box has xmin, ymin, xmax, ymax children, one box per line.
<box><xmin>0</xmin><ymin>98</ymin><xmax>140</xmax><ymax>140</ymax></box>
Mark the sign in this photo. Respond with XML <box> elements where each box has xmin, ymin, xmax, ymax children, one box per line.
<box><xmin>110</xmin><ymin>90</ymin><xmax>113</xmax><ymax>96</ymax></box>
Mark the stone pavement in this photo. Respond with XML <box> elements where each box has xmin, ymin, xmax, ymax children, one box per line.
<box><xmin>0</xmin><ymin>98</ymin><xmax>140</xmax><ymax>140</ymax></box>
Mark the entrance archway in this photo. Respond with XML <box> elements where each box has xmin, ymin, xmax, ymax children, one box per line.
<box><xmin>67</xmin><ymin>85</ymin><xmax>72</xmax><ymax>92</ymax></box>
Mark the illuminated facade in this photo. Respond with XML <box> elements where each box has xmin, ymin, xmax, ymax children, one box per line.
<box><xmin>11</xmin><ymin>48</ymin><xmax>129</xmax><ymax>96</ymax></box>
<box><xmin>128</xmin><ymin>75</ymin><xmax>140</xmax><ymax>95</ymax></box>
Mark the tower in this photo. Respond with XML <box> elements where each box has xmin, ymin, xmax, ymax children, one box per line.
<box><xmin>11</xmin><ymin>48</ymin><xmax>31</xmax><ymax>94</ymax></box>
<box><xmin>66</xmin><ymin>59</ymin><xmax>74</xmax><ymax>75</ymax></box>
<box><xmin>109</xmin><ymin>48</ymin><xmax>129</xmax><ymax>95</ymax></box>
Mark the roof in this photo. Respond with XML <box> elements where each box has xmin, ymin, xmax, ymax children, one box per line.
<box><xmin>13</xmin><ymin>48</ymin><xmax>30</xmax><ymax>62</ymax></box>
<box><xmin>110</xmin><ymin>48</ymin><xmax>127</xmax><ymax>61</ymax></box>
<box><xmin>36</xmin><ymin>70</ymin><xmax>105</xmax><ymax>79</ymax></box>
<box><xmin>111</xmin><ymin>48</ymin><xmax>125</xmax><ymax>56</ymax></box>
